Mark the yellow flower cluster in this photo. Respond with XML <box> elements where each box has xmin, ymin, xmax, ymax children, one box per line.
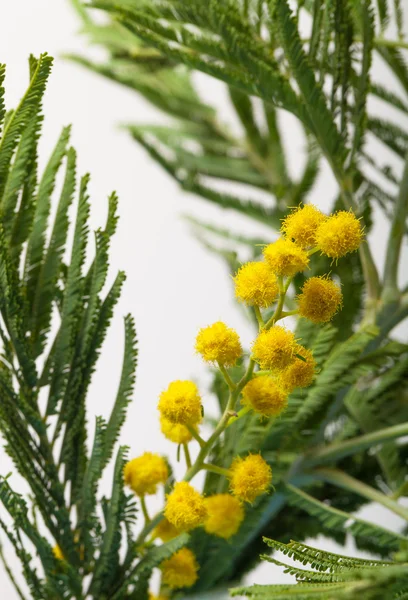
<box><xmin>229</xmin><ymin>454</ymin><xmax>272</xmax><ymax>503</ymax></box>
<box><xmin>298</xmin><ymin>276</ymin><xmax>343</xmax><ymax>323</ymax></box>
<box><xmin>124</xmin><ymin>205</ymin><xmax>363</xmax><ymax>594</ymax></box>
<box><xmin>204</xmin><ymin>493</ymin><xmax>244</xmax><ymax>539</ymax></box>
<box><xmin>164</xmin><ymin>482</ymin><xmax>207</xmax><ymax>531</ymax></box>
<box><xmin>280</xmin><ymin>346</ymin><xmax>316</xmax><ymax>392</ymax></box>
<box><xmin>315</xmin><ymin>210</ymin><xmax>363</xmax><ymax>259</ymax></box>
<box><xmin>251</xmin><ymin>326</ymin><xmax>297</xmax><ymax>371</ymax></box>
<box><xmin>53</xmin><ymin>545</ymin><xmax>64</xmax><ymax>561</ymax></box>
<box><xmin>158</xmin><ymin>380</ymin><xmax>202</xmax><ymax>426</ymax></box>
<box><xmin>195</xmin><ymin>321</ymin><xmax>242</xmax><ymax>366</ymax></box>
<box><xmin>281</xmin><ymin>204</ymin><xmax>327</xmax><ymax>248</ymax></box>
<box><xmin>234</xmin><ymin>261</ymin><xmax>279</xmax><ymax>307</ymax></box>
<box><xmin>160</xmin><ymin>547</ymin><xmax>199</xmax><ymax>589</ymax></box>
<box><xmin>242</xmin><ymin>376</ymin><xmax>287</xmax><ymax>417</ymax></box>
<box><xmin>264</xmin><ymin>238</ymin><xmax>309</xmax><ymax>276</ymax></box>
<box><xmin>124</xmin><ymin>452</ymin><xmax>168</xmax><ymax>497</ymax></box>
<box><xmin>153</xmin><ymin>518</ymin><xmax>180</xmax><ymax>543</ymax></box>
<box><xmin>160</xmin><ymin>415</ymin><xmax>193</xmax><ymax>444</ymax></box>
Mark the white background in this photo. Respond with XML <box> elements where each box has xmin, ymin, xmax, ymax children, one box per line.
<box><xmin>0</xmin><ymin>1</ymin><xmax>408</xmax><ymax>597</ymax></box>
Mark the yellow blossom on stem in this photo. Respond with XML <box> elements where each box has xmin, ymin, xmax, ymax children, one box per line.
<box><xmin>53</xmin><ymin>545</ymin><xmax>64</xmax><ymax>561</ymax></box>
<box><xmin>204</xmin><ymin>494</ymin><xmax>244</xmax><ymax>539</ymax></box>
<box><xmin>298</xmin><ymin>276</ymin><xmax>343</xmax><ymax>323</ymax></box>
<box><xmin>160</xmin><ymin>415</ymin><xmax>194</xmax><ymax>444</ymax></box>
<box><xmin>149</xmin><ymin>594</ymin><xmax>168</xmax><ymax>600</ymax></box>
<box><xmin>241</xmin><ymin>375</ymin><xmax>288</xmax><ymax>417</ymax></box>
<box><xmin>280</xmin><ymin>345</ymin><xmax>316</xmax><ymax>392</ymax></box>
<box><xmin>158</xmin><ymin>380</ymin><xmax>202</xmax><ymax>426</ymax></box>
<box><xmin>281</xmin><ymin>204</ymin><xmax>327</xmax><ymax>248</ymax></box>
<box><xmin>160</xmin><ymin>547</ymin><xmax>199</xmax><ymax>589</ymax></box>
<box><xmin>234</xmin><ymin>261</ymin><xmax>279</xmax><ymax>308</ymax></box>
<box><xmin>195</xmin><ymin>321</ymin><xmax>242</xmax><ymax>366</ymax></box>
<box><xmin>153</xmin><ymin>517</ymin><xmax>180</xmax><ymax>542</ymax></box>
<box><xmin>263</xmin><ymin>238</ymin><xmax>309</xmax><ymax>276</ymax></box>
<box><xmin>164</xmin><ymin>481</ymin><xmax>207</xmax><ymax>531</ymax></box>
<box><xmin>229</xmin><ymin>454</ymin><xmax>272</xmax><ymax>503</ymax></box>
<box><xmin>315</xmin><ymin>210</ymin><xmax>363</xmax><ymax>259</ymax></box>
<box><xmin>124</xmin><ymin>452</ymin><xmax>168</xmax><ymax>496</ymax></box>
<box><xmin>251</xmin><ymin>326</ymin><xmax>297</xmax><ymax>371</ymax></box>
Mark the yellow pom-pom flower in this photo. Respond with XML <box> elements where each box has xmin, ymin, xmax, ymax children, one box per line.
<box><xmin>160</xmin><ymin>415</ymin><xmax>194</xmax><ymax>444</ymax></box>
<box><xmin>234</xmin><ymin>261</ymin><xmax>279</xmax><ymax>308</ymax></box>
<box><xmin>204</xmin><ymin>494</ymin><xmax>244</xmax><ymax>539</ymax></box>
<box><xmin>124</xmin><ymin>452</ymin><xmax>168</xmax><ymax>496</ymax></box>
<box><xmin>229</xmin><ymin>454</ymin><xmax>272</xmax><ymax>503</ymax></box>
<box><xmin>195</xmin><ymin>321</ymin><xmax>242</xmax><ymax>366</ymax></box>
<box><xmin>161</xmin><ymin>547</ymin><xmax>199</xmax><ymax>589</ymax></box>
<box><xmin>280</xmin><ymin>345</ymin><xmax>316</xmax><ymax>392</ymax></box>
<box><xmin>53</xmin><ymin>545</ymin><xmax>64</xmax><ymax>561</ymax></box>
<box><xmin>251</xmin><ymin>326</ymin><xmax>297</xmax><ymax>371</ymax></box>
<box><xmin>315</xmin><ymin>210</ymin><xmax>363</xmax><ymax>259</ymax></box>
<box><xmin>241</xmin><ymin>375</ymin><xmax>288</xmax><ymax>417</ymax></box>
<box><xmin>149</xmin><ymin>594</ymin><xmax>169</xmax><ymax>600</ymax></box>
<box><xmin>158</xmin><ymin>380</ymin><xmax>202</xmax><ymax>426</ymax></box>
<box><xmin>153</xmin><ymin>517</ymin><xmax>180</xmax><ymax>542</ymax></box>
<box><xmin>164</xmin><ymin>481</ymin><xmax>207</xmax><ymax>531</ymax></box>
<box><xmin>297</xmin><ymin>276</ymin><xmax>343</xmax><ymax>323</ymax></box>
<box><xmin>281</xmin><ymin>204</ymin><xmax>327</xmax><ymax>248</ymax></box>
<box><xmin>263</xmin><ymin>238</ymin><xmax>309</xmax><ymax>277</ymax></box>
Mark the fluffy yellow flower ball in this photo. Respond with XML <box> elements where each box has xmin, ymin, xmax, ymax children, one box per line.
<box><xmin>281</xmin><ymin>204</ymin><xmax>327</xmax><ymax>248</ymax></box>
<box><xmin>229</xmin><ymin>454</ymin><xmax>272</xmax><ymax>503</ymax></box>
<box><xmin>241</xmin><ymin>376</ymin><xmax>288</xmax><ymax>417</ymax></box>
<box><xmin>251</xmin><ymin>326</ymin><xmax>297</xmax><ymax>371</ymax></box>
<box><xmin>263</xmin><ymin>238</ymin><xmax>309</xmax><ymax>277</ymax></box>
<box><xmin>195</xmin><ymin>321</ymin><xmax>242</xmax><ymax>366</ymax></box>
<box><xmin>53</xmin><ymin>545</ymin><xmax>64</xmax><ymax>561</ymax></box>
<box><xmin>158</xmin><ymin>380</ymin><xmax>202</xmax><ymax>426</ymax></box>
<box><xmin>149</xmin><ymin>594</ymin><xmax>169</xmax><ymax>600</ymax></box>
<box><xmin>160</xmin><ymin>548</ymin><xmax>199</xmax><ymax>589</ymax></box>
<box><xmin>153</xmin><ymin>517</ymin><xmax>180</xmax><ymax>542</ymax></box>
<box><xmin>124</xmin><ymin>452</ymin><xmax>168</xmax><ymax>496</ymax></box>
<box><xmin>234</xmin><ymin>261</ymin><xmax>279</xmax><ymax>308</ymax></box>
<box><xmin>204</xmin><ymin>494</ymin><xmax>244</xmax><ymax>539</ymax></box>
<box><xmin>298</xmin><ymin>276</ymin><xmax>343</xmax><ymax>323</ymax></box>
<box><xmin>315</xmin><ymin>210</ymin><xmax>363</xmax><ymax>259</ymax></box>
<box><xmin>160</xmin><ymin>415</ymin><xmax>194</xmax><ymax>444</ymax></box>
<box><xmin>280</xmin><ymin>345</ymin><xmax>316</xmax><ymax>392</ymax></box>
<box><xmin>164</xmin><ymin>482</ymin><xmax>207</xmax><ymax>531</ymax></box>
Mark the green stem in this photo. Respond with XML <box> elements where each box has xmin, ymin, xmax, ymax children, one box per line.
<box><xmin>264</xmin><ymin>277</ymin><xmax>292</xmax><ymax>329</ymax></box>
<box><xmin>0</xmin><ymin>543</ymin><xmax>27</xmax><ymax>600</ymax></box>
<box><xmin>254</xmin><ymin>306</ymin><xmax>265</xmax><ymax>328</ymax></box>
<box><xmin>226</xmin><ymin>405</ymin><xmax>252</xmax><ymax>427</ymax></box>
<box><xmin>305</xmin><ymin>422</ymin><xmax>408</xmax><ymax>466</ymax></box>
<box><xmin>218</xmin><ymin>362</ymin><xmax>236</xmax><ymax>391</ymax></box>
<box><xmin>140</xmin><ymin>496</ymin><xmax>150</xmax><ymax>524</ymax></box>
<box><xmin>314</xmin><ymin>467</ymin><xmax>408</xmax><ymax>521</ymax></box>
<box><xmin>280</xmin><ymin>309</ymin><xmax>298</xmax><ymax>318</ymax></box>
<box><xmin>186</xmin><ymin>425</ymin><xmax>206</xmax><ymax>448</ymax></box>
<box><xmin>184</xmin><ymin>359</ymin><xmax>255</xmax><ymax>483</ymax></box>
<box><xmin>203</xmin><ymin>463</ymin><xmax>231</xmax><ymax>478</ymax></box>
<box><xmin>382</xmin><ymin>151</ymin><xmax>408</xmax><ymax>303</ymax></box>
<box><xmin>183</xmin><ymin>443</ymin><xmax>192</xmax><ymax>469</ymax></box>
<box><xmin>336</xmin><ymin>175</ymin><xmax>380</xmax><ymax>307</ymax></box>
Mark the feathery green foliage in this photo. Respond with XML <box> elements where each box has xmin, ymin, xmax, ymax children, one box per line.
<box><xmin>231</xmin><ymin>538</ymin><xmax>408</xmax><ymax>598</ymax></box>
<box><xmin>0</xmin><ymin>54</ymin><xmax>186</xmax><ymax>600</ymax></box>
<box><xmin>67</xmin><ymin>0</ymin><xmax>408</xmax><ymax>595</ymax></box>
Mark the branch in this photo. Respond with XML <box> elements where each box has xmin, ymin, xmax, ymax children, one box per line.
<box><xmin>305</xmin><ymin>422</ymin><xmax>408</xmax><ymax>466</ymax></box>
<box><xmin>314</xmin><ymin>467</ymin><xmax>408</xmax><ymax>521</ymax></box>
<box><xmin>382</xmin><ymin>151</ymin><xmax>408</xmax><ymax>302</ymax></box>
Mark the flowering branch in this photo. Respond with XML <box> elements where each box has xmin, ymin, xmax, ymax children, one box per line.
<box><xmin>123</xmin><ymin>204</ymin><xmax>367</xmax><ymax>595</ymax></box>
